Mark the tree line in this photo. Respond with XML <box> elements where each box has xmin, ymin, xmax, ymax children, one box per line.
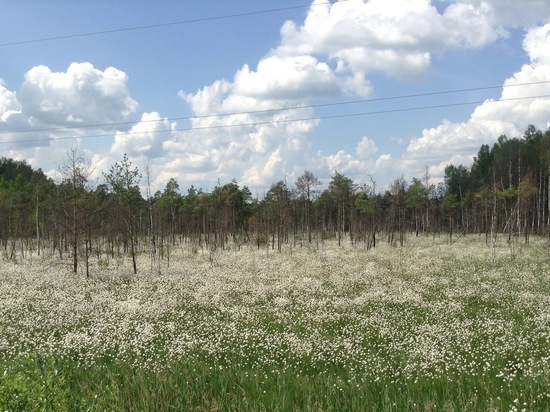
<box><xmin>1</xmin><ymin>125</ymin><xmax>550</xmax><ymax>275</ymax></box>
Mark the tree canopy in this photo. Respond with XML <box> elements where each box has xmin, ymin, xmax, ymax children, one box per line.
<box><xmin>2</xmin><ymin>126</ymin><xmax>550</xmax><ymax>274</ymax></box>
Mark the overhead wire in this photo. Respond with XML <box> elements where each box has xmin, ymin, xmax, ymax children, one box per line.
<box><xmin>2</xmin><ymin>92</ymin><xmax>549</xmax><ymax>145</ymax></box>
<box><xmin>1</xmin><ymin>80</ymin><xmax>549</xmax><ymax>138</ymax></box>
<box><xmin>1</xmin><ymin>1</ymin><xmax>549</xmax><ymax>147</ymax></box>
<box><xmin>0</xmin><ymin>1</ymin><xmax>345</xmax><ymax>47</ymax></box>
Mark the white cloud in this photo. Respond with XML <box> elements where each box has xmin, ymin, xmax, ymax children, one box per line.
<box><xmin>463</xmin><ymin>0</ymin><xmax>550</xmax><ymax>28</ymax></box>
<box><xmin>177</xmin><ymin>50</ymin><xmax>329</xmax><ymax>188</ymax></box>
<box><xmin>6</xmin><ymin>2</ymin><xmax>550</xmax><ymax>195</ymax></box>
<box><xmin>375</xmin><ymin>153</ymin><xmax>393</xmax><ymax>171</ymax></box>
<box><xmin>399</xmin><ymin>23</ymin><xmax>550</xmax><ymax>181</ymax></box>
<box><xmin>0</xmin><ymin>80</ymin><xmax>21</xmax><ymax>122</ymax></box>
<box><xmin>233</xmin><ymin>55</ymin><xmax>341</xmax><ymax>100</ymax></box>
<box><xmin>442</xmin><ymin>2</ymin><xmax>505</xmax><ymax>48</ymax></box>
<box><xmin>325</xmin><ymin>149</ymin><xmax>363</xmax><ymax>174</ymax></box>
<box><xmin>0</xmin><ymin>63</ymin><xmax>144</xmax><ymax>191</ymax></box>
<box><xmin>17</xmin><ymin>62</ymin><xmax>137</xmax><ymax>127</ymax></box>
<box><xmin>0</xmin><ymin>63</ymin><xmax>143</xmax><ymax>179</ymax></box>
<box><xmin>162</xmin><ymin>90</ymin><xmax>320</xmax><ymax>188</ymax></box>
<box><xmin>315</xmin><ymin>147</ymin><xmax>396</xmax><ymax>187</ymax></box>
<box><xmin>523</xmin><ymin>24</ymin><xmax>550</xmax><ymax>65</ymax></box>
<box><xmin>174</xmin><ymin>1</ymin><xmax>550</xmax><ymax>191</ymax></box>
<box><xmin>275</xmin><ymin>0</ymin><xmax>519</xmax><ymax>82</ymax></box>
<box><xmin>112</xmin><ymin>112</ymin><xmax>174</xmax><ymax>158</ymax></box>
<box><xmin>356</xmin><ymin>136</ymin><xmax>378</xmax><ymax>159</ymax></box>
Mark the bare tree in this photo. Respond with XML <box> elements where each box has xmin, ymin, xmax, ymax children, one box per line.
<box><xmin>104</xmin><ymin>154</ymin><xmax>142</xmax><ymax>275</ymax></box>
<box><xmin>295</xmin><ymin>170</ymin><xmax>320</xmax><ymax>243</ymax></box>
<box><xmin>329</xmin><ymin>171</ymin><xmax>356</xmax><ymax>246</ymax></box>
<box><xmin>58</xmin><ymin>148</ymin><xmax>94</xmax><ymax>275</ymax></box>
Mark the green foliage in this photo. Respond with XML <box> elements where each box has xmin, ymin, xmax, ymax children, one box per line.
<box><xmin>2</xmin><ymin>345</ymin><xmax>548</xmax><ymax>411</ymax></box>
<box><xmin>328</xmin><ymin>170</ymin><xmax>356</xmax><ymax>200</ymax></box>
<box><xmin>0</xmin><ymin>158</ymin><xmax>49</xmax><ymax>188</ymax></box>
<box><xmin>471</xmin><ymin>143</ymin><xmax>494</xmax><ymax>188</ymax></box>
<box><xmin>441</xmin><ymin>193</ymin><xmax>459</xmax><ymax>213</ymax></box>
<box><xmin>0</xmin><ymin>356</ymin><xmax>70</xmax><ymax>412</ymax></box>
<box><xmin>103</xmin><ymin>153</ymin><xmax>141</xmax><ymax>198</ymax></box>
<box><xmin>498</xmin><ymin>186</ymin><xmax>519</xmax><ymax>200</ymax></box>
<box><xmin>444</xmin><ymin>164</ymin><xmax>470</xmax><ymax>200</ymax></box>
<box><xmin>3</xmin><ymin>126</ymin><xmax>550</xmax><ymax>259</ymax></box>
<box><xmin>355</xmin><ymin>184</ymin><xmax>377</xmax><ymax>216</ymax></box>
<box><xmin>405</xmin><ymin>177</ymin><xmax>429</xmax><ymax>210</ymax></box>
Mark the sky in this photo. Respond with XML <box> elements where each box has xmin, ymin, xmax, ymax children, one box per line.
<box><xmin>1</xmin><ymin>0</ymin><xmax>550</xmax><ymax>196</ymax></box>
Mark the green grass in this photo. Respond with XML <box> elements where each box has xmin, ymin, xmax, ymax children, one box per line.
<box><xmin>1</xmin><ymin>355</ymin><xmax>548</xmax><ymax>411</ymax></box>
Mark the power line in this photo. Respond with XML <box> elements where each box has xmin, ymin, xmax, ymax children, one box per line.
<box><xmin>2</xmin><ymin>93</ymin><xmax>549</xmax><ymax>146</ymax></box>
<box><xmin>0</xmin><ymin>2</ymin><xmax>342</xmax><ymax>47</ymax></box>
<box><xmin>2</xmin><ymin>80</ymin><xmax>549</xmax><ymax>137</ymax></box>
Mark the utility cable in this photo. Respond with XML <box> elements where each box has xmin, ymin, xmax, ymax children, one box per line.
<box><xmin>0</xmin><ymin>1</ymin><xmax>346</xmax><ymax>47</ymax></box>
<box><xmin>1</xmin><ymin>80</ymin><xmax>549</xmax><ymax>137</ymax></box>
<box><xmin>2</xmin><ymin>93</ymin><xmax>549</xmax><ymax>145</ymax></box>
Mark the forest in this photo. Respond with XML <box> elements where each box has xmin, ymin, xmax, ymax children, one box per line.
<box><xmin>1</xmin><ymin>125</ymin><xmax>550</xmax><ymax>275</ymax></box>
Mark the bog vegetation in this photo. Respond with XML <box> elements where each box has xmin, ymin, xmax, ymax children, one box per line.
<box><xmin>0</xmin><ymin>126</ymin><xmax>549</xmax><ymax>410</ymax></box>
<box><xmin>1</xmin><ymin>236</ymin><xmax>549</xmax><ymax>410</ymax></box>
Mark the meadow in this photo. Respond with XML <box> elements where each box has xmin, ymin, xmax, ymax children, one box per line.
<box><xmin>0</xmin><ymin>235</ymin><xmax>549</xmax><ymax>411</ymax></box>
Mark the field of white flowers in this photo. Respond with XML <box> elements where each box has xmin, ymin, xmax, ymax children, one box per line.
<box><xmin>1</xmin><ymin>235</ymin><xmax>549</xmax><ymax>411</ymax></box>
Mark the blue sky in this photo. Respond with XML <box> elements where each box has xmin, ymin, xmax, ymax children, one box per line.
<box><xmin>1</xmin><ymin>0</ymin><xmax>550</xmax><ymax>195</ymax></box>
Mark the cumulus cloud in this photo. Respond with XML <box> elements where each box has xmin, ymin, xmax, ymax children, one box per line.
<box><xmin>5</xmin><ymin>1</ymin><xmax>550</xmax><ymax>194</ymax></box>
<box><xmin>523</xmin><ymin>24</ymin><xmax>550</xmax><ymax>65</ymax></box>
<box><xmin>112</xmin><ymin>112</ymin><xmax>174</xmax><ymax>158</ymax></box>
<box><xmin>173</xmin><ymin>1</ymin><xmax>550</xmax><ymax>190</ymax></box>
<box><xmin>161</xmin><ymin>101</ymin><xmax>318</xmax><ymax>188</ymax></box>
<box><xmin>177</xmin><ymin>50</ymin><xmax>330</xmax><ymax>188</ymax></box>
<box><xmin>325</xmin><ymin>150</ymin><xmax>361</xmax><ymax>173</ymax></box>
<box><xmin>233</xmin><ymin>55</ymin><xmax>342</xmax><ymax>100</ymax></box>
<box><xmin>0</xmin><ymin>62</ymin><xmax>138</xmax><ymax>152</ymax></box>
<box><xmin>17</xmin><ymin>62</ymin><xmax>137</xmax><ymax>127</ymax></box>
<box><xmin>276</xmin><ymin>0</ymin><xmax>511</xmax><ymax>82</ymax></box>
<box><xmin>356</xmin><ymin>136</ymin><xmax>378</xmax><ymax>159</ymax></box>
<box><xmin>464</xmin><ymin>0</ymin><xmax>550</xmax><ymax>28</ymax></box>
<box><xmin>398</xmin><ymin>23</ymin><xmax>550</xmax><ymax>182</ymax></box>
<box><xmin>0</xmin><ymin>80</ymin><xmax>21</xmax><ymax>122</ymax></box>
